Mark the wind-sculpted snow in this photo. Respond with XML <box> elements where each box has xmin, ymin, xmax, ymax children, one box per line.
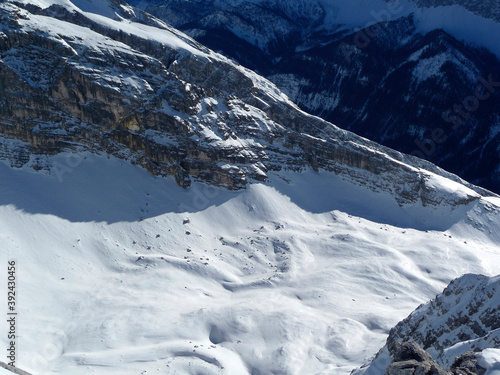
<box><xmin>1</xmin><ymin>154</ymin><xmax>500</xmax><ymax>375</ymax></box>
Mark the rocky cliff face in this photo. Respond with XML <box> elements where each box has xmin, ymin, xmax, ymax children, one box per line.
<box><xmin>129</xmin><ymin>0</ymin><xmax>500</xmax><ymax>193</ymax></box>
<box><xmin>1</xmin><ymin>0</ymin><xmax>495</xmax><ymax>207</ymax></box>
<box><xmin>355</xmin><ymin>274</ymin><xmax>500</xmax><ymax>374</ymax></box>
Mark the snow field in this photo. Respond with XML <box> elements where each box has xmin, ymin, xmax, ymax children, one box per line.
<box><xmin>0</xmin><ymin>154</ymin><xmax>499</xmax><ymax>374</ymax></box>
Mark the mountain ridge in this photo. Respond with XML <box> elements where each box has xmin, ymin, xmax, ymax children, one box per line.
<box><xmin>130</xmin><ymin>0</ymin><xmax>500</xmax><ymax>193</ymax></box>
<box><xmin>1</xmin><ymin>0</ymin><xmax>496</xmax><ymax>206</ymax></box>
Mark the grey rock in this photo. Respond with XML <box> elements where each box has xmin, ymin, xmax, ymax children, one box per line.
<box><xmin>129</xmin><ymin>0</ymin><xmax>500</xmax><ymax>193</ymax></box>
<box><xmin>0</xmin><ymin>361</ymin><xmax>33</xmax><ymax>375</ymax></box>
<box><xmin>386</xmin><ymin>343</ymin><xmax>451</xmax><ymax>375</ymax></box>
<box><xmin>450</xmin><ymin>351</ymin><xmax>487</xmax><ymax>375</ymax></box>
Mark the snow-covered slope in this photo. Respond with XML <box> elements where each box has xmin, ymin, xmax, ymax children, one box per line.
<box><xmin>1</xmin><ymin>154</ymin><xmax>500</xmax><ymax>375</ymax></box>
<box><xmin>324</xmin><ymin>0</ymin><xmax>500</xmax><ymax>57</ymax></box>
<box><xmin>477</xmin><ymin>349</ymin><xmax>500</xmax><ymax>375</ymax></box>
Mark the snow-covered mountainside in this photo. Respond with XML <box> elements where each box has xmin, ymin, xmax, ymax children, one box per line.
<box><xmin>1</xmin><ymin>1</ymin><xmax>500</xmax><ymax>375</ymax></box>
<box><xmin>1</xmin><ymin>153</ymin><xmax>500</xmax><ymax>375</ymax></box>
<box><xmin>2</xmin><ymin>0</ymin><xmax>494</xmax><ymax>204</ymax></box>
<box><xmin>356</xmin><ymin>273</ymin><xmax>500</xmax><ymax>374</ymax></box>
<box><xmin>130</xmin><ymin>0</ymin><xmax>500</xmax><ymax>54</ymax></box>
<box><xmin>130</xmin><ymin>0</ymin><xmax>500</xmax><ymax>193</ymax></box>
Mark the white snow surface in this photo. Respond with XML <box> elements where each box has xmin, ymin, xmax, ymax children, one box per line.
<box><xmin>478</xmin><ymin>349</ymin><xmax>500</xmax><ymax>375</ymax></box>
<box><xmin>1</xmin><ymin>154</ymin><xmax>500</xmax><ymax>375</ymax></box>
<box><xmin>11</xmin><ymin>0</ymin><xmax>206</xmax><ymax>58</ymax></box>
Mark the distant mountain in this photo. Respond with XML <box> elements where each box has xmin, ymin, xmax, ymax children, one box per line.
<box><xmin>415</xmin><ymin>0</ymin><xmax>500</xmax><ymax>21</ymax></box>
<box><xmin>129</xmin><ymin>0</ymin><xmax>500</xmax><ymax>193</ymax></box>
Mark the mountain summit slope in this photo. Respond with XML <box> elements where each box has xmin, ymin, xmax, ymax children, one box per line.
<box><xmin>130</xmin><ymin>0</ymin><xmax>500</xmax><ymax>193</ymax></box>
<box><xmin>0</xmin><ymin>0</ymin><xmax>496</xmax><ymax>206</ymax></box>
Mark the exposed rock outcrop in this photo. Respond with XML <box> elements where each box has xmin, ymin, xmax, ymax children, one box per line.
<box><xmin>450</xmin><ymin>351</ymin><xmax>486</xmax><ymax>375</ymax></box>
<box><xmin>385</xmin><ymin>274</ymin><xmax>500</xmax><ymax>367</ymax></box>
<box><xmin>384</xmin><ymin>343</ymin><xmax>491</xmax><ymax>375</ymax></box>
<box><xmin>386</xmin><ymin>342</ymin><xmax>450</xmax><ymax>375</ymax></box>
<box><xmin>0</xmin><ymin>0</ymin><xmax>496</xmax><ymax>208</ymax></box>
